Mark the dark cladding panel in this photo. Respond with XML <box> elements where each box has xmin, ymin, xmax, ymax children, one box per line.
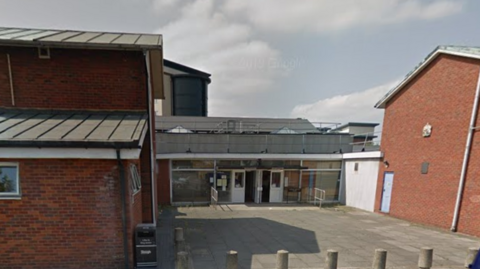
<box><xmin>172</xmin><ymin>76</ymin><xmax>208</xmax><ymax>116</ymax></box>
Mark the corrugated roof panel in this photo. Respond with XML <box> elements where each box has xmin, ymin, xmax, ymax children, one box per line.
<box><xmin>65</xmin><ymin>32</ymin><xmax>102</xmax><ymax>43</ymax></box>
<box><xmin>63</xmin><ymin>114</ymin><xmax>106</xmax><ymax>140</ymax></box>
<box><xmin>15</xmin><ymin>30</ymin><xmax>59</xmax><ymax>41</ymax></box>
<box><xmin>110</xmin><ymin>114</ymin><xmax>142</xmax><ymax>140</ymax></box>
<box><xmin>111</xmin><ymin>34</ymin><xmax>140</xmax><ymax>45</ymax></box>
<box><xmin>0</xmin><ymin>114</ymin><xmax>52</xmax><ymax>139</ymax></box>
<box><xmin>88</xmin><ymin>33</ymin><xmax>121</xmax><ymax>44</ymax></box>
<box><xmin>0</xmin><ymin>29</ymin><xmax>41</xmax><ymax>39</ymax></box>
<box><xmin>131</xmin><ymin>116</ymin><xmax>147</xmax><ymax>140</ymax></box>
<box><xmin>135</xmin><ymin>34</ymin><xmax>160</xmax><ymax>45</ymax></box>
<box><xmin>16</xmin><ymin>114</ymin><xmax>71</xmax><ymax>139</ymax></box>
<box><xmin>87</xmin><ymin>114</ymin><xmax>124</xmax><ymax>140</ymax></box>
<box><xmin>39</xmin><ymin>114</ymin><xmax>88</xmax><ymax>140</ymax></box>
<box><xmin>38</xmin><ymin>31</ymin><xmax>81</xmax><ymax>42</ymax></box>
<box><xmin>0</xmin><ymin>29</ymin><xmax>24</xmax><ymax>36</ymax></box>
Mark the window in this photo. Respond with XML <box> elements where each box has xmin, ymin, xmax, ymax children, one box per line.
<box><xmin>38</xmin><ymin>47</ymin><xmax>50</xmax><ymax>59</ymax></box>
<box><xmin>234</xmin><ymin>172</ymin><xmax>244</xmax><ymax>188</ymax></box>
<box><xmin>130</xmin><ymin>164</ymin><xmax>141</xmax><ymax>193</ymax></box>
<box><xmin>0</xmin><ymin>164</ymin><xmax>20</xmax><ymax>198</ymax></box>
<box><xmin>354</xmin><ymin>163</ymin><xmax>359</xmax><ymax>172</ymax></box>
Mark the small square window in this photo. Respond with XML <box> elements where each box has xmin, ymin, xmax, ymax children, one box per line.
<box><xmin>0</xmin><ymin>164</ymin><xmax>20</xmax><ymax>198</ymax></box>
<box><xmin>130</xmin><ymin>164</ymin><xmax>141</xmax><ymax>193</ymax></box>
<box><xmin>38</xmin><ymin>47</ymin><xmax>50</xmax><ymax>59</ymax></box>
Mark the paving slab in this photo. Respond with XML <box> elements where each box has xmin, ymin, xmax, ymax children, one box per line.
<box><xmin>159</xmin><ymin>205</ymin><xmax>480</xmax><ymax>269</ymax></box>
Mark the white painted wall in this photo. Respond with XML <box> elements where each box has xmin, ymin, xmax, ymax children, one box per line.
<box><xmin>344</xmin><ymin>158</ymin><xmax>380</xmax><ymax>212</ymax></box>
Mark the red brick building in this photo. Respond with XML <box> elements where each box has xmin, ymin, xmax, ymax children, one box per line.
<box><xmin>375</xmin><ymin>46</ymin><xmax>480</xmax><ymax>237</ymax></box>
<box><xmin>0</xmin><ymin>27</ymin><xmax>164</xmax><ymax>269</ymax></box>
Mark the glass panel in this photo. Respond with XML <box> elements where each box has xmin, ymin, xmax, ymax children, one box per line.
<box><xmin>172</xmin><ymin>160</ymin><xmax>214</xmax><ymax>169</ymax></box>
<box><xmin>271</xmin><ymin>172</ymin><xmax>281</xmax><ymax>188</ymax></box>
<box><xmin>0</xmin><ymin>166</ymin><xmax>18</xmax><ymax>194</ymax></box>
<box><xmin>172</xmin><ymin>171</ymin><xmax>213</xmax><ymax>202</ymax></box>
<box><xmin>216</xmin><ymin>171</ymin><xmax>231</xmax><ymax>202</ymax></box>
<box><xmin>216</xmin><ymin>160</ymin><xmax>257</xmax><ymax>168</ymax></box>
<box><xmin>300</xmin><ymin>171</ymin><xmax>340</xmax><ymax>201</ymax></box>
<box><xmin>234</xmin><ymin>172</ymin><xmax>244</xmax><ymax>188</ymax></box>
<box><xmin>303</xmin><ymin>161</ymin><xmax>341</xmax><ymax>170</ymax></box>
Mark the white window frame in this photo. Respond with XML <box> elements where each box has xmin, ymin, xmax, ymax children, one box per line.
<box><xmin>130</xmin><ymin>164</ymin><xmax>142</xmax><ymax>194</ymax></box>
<box><xmin>0</xmin><ymin>162</ymin><xmax>20</xmax><ymax>199</ymax></box>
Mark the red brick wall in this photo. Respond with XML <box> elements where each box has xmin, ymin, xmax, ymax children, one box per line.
<box><xmin>375</xmin><ymin>54</ymin><xmax>480</xmax><ymax>235</ymax></box>
<box><xmin>0</xmin><ymin>47</ymin><xmax>147</xmax><ymax>110</ymax></box>
<box><xmin>0</xmin><ymin>158</ymin><xmax>143</xmax><ymax>269</ymax></box>
<box><xmin>157</xmin><ymin>159</ymin><xmax>171</xmax><ymax>205</ymax></box>
<box><xmin>140</xmin><ymin>133</ymin><xmax>153</xmax><ymax>223</ymax></box>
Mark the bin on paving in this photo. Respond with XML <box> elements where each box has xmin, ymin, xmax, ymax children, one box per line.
<box><xmin>135</xmin><ymin>223</ymin><xmax>157</xmax><ymax>268</ymax></box>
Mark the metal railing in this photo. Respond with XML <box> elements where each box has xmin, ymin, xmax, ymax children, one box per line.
<box><xmin>210</xmin><ymin>187</ymin><xmax>218</xmax><ymax>209</ymax></box>
<box><xmin>314</xmin><ymin>188</ymin><xmax>326</xmax><ymax>208</ymax></box>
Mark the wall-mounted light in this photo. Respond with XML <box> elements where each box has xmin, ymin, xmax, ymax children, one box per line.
<box><xmin>383</xmin><ymin>160</ymin><xmax>389</xmax><ymax>168</ymax></box>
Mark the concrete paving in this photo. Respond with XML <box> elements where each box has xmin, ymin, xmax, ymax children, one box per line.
<box><xmin>159</xmin><ymin>204</ymin><xmax>480</xmax><ymax>269</ymax></box>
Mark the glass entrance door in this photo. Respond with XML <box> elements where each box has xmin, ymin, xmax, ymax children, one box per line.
<box><xmin>270</xmin><ymin>171</ymin><xmax>284</xmax><ymax>203</ymax></box>
<box><xmin>231</xmin><ymin>171</ymin><xmax>245</xmax><ymax>203</ymax></box>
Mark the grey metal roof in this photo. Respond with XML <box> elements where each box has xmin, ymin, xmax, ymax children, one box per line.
<box><xmin>0</xmin><ymin>109</ymin><xmax>148</xmax><ymax>148</ymax></box>
<box><xmin>0</xmin><ymin>27</ymin><xmax>162</xmax><ymax>50</ymax></box>
<box><xmin>156</xmin><ymin>116</ymin><xmax>320</xmax><ymax>134</ymax></box>
<box><xmin>375</xmin><ymin>45</ymin><xmax>480</xmax><ymax>108</ymax></box>
<box><xmin>330</xmin><ymin>122</ymin><xmax>379</xmax><ymax>132</ymax></box>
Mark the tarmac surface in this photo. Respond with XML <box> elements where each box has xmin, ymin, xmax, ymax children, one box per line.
<box><xmin>157</xmin><ymin>204</ymin><xmax>480</xmax><ymax>269</ymax></box>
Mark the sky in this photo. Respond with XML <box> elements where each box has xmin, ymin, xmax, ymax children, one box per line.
<box><xmin>1</xmin><ymin>0</ymin><xmax>480</xmax><ymax>130</ymax></box>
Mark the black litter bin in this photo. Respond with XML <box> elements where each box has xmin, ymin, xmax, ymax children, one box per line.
<box><xmin>135</xmin><ymin>223</ymin><xmax>157</xmax><ymax>268</ymax></box>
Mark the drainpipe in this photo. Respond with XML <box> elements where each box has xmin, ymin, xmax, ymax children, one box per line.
<box><xmin>451</xmin><ymin>69</ymin><xmax>480</xmax><ymax>232</ymax></box>
<box><xmin>7</xmin><ymin>54</ymin><xmax>15</xmax><ymax>106</ymax></box>
<box><xmin>144</xmin><ymin>51</ymin><xmax>157</xmax><ymax>225</ymax></box>
<box><xmin>116</xmin><ymin>149</ymin><xmax>130</xmax><ymax>269</ymax></box>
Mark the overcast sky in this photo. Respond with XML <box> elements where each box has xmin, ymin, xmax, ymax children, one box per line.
<box><xmin>1</xmin><ymin>0</ymin><xmax>479</xmax><ymax>129</ymax></box>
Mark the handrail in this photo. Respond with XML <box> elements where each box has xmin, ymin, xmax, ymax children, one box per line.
<box><xmin>210</xmin><ymin>187</ymin><xmax>218</xmax><ymax>209</ymax></box>
<box><xmin>314</xmin><ymin>188</ymin><xmax>325</xmax><ymax>208</ymax></box>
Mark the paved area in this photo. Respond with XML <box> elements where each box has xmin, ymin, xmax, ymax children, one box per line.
<box><xmin>159</xmin><ymin>204</ymin><xmax>480</xmax><ymax>269</ymax></box>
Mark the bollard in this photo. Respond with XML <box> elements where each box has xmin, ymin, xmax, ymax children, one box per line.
<box><xmin>372</xmin><ymin>249</ymin><xmax>387</xmax><ymax>269</ymax></box>
<box><xmin>418</xmin><ymin>247</ymin><xmax>433</xmax><ymax>269</ymax></box>
<box><xmin>175</xmin><ymin>227</ymin><xmax>184</xmax><ymax>242</ymax></box>
<box><xmin>176</xmin><ymin>251</ymin><xmax>189</xmax><ymax>269</ymax></box>
<box><xmin>276</xmin><ymin>250</ymin><xmax>289</xmax><ymax>269</ymax></box>
<box><xmin>326</xmin><ymin>250</ymin><xmax>338</xmax><ymax>269</ymax></box>
<box><xmin>465</xmin><ymin>247</ymin><xmax>479</xmax><ymax>268</ymax></box>
<box><xmin>226</xmin><ymin>250</ymin><xmax>238</xmax><ymax>269</ymax></box>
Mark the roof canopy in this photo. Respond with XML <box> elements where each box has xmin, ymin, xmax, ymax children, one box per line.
<box><xmin>0</xmin><ymin>109</ymin><xmax>147</xmax><ymax>148</ymax></box>
<box><xmin>0</xmin><ymin>26</ymin><xmax>162</xmax><ymax>50</ymax></box>
<box><xmin>375</xmin><ymin>46</ymin><xmax>480</xmax><ymax>108</ymax></box>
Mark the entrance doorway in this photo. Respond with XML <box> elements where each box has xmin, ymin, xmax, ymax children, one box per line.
<box><xmin>245</xmin><ymin>171</ymin><xmax>256</xmax><ymax>202</ymax></box>
<box><xmin>262</xmin><ymin>171</ymin><xmax>271</xmax><ymax>203</ymax></box>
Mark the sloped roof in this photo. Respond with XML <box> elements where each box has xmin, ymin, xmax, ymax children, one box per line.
<box><xmin>0</xmin><ymin>26</ymin><xmax>162</xmax><ymax>50</ymax></box>
<box><xmin>0</xmin><ymin>109</ymin><xmax>147</xmax><ymax>148</ymax></box>
<box><xmin>375</xmin><ymin>46</ymin><xmax>480</xmax><ymax>108</ymax></box>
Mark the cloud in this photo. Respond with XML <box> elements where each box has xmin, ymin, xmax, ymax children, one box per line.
<box><xmin>155</xmin><ymin>0</ymin><xmax>288</xmax><ymax>116</ymax></box>
<box><xmin>222</xmin><ymin>0</ymin><xmax>464</xmax><ymax>33</ymax></box>
<box><xmin>290</xmin><ymin>80</ymin><xmax>401</xmax><ymax>125</ymax></box>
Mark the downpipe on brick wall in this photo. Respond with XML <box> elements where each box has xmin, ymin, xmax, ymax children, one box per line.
<box><xmin>451</xmin><ymin>69</ymin><xmax>480</xmax><ymax>232</ymax></box>
<box><xmin>116</xmin><ymin>149</ymin><xmax>130</xmax><ymax>269</ymax></box>
<box><xmin>7</xmin><ymin>54</ymin><xmax>15</xmax><ymax>106</ymax></box>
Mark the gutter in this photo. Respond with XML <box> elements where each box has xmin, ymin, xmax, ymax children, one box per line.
<box><xmin>451</xmin><ymin>68</ymin><xmax>480</xmax><ymax>232</ymax></box>
<box><xmin>116</xmin><ymin>149</ymin><xmax>130</xmax><ymax>269</ymax></box>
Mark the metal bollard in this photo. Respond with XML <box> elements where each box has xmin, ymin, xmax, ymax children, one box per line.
<box><xmin>326</xmin><ymin>250</ymin><xmax>338</xmax><ymax>269</ymax></box>
<box><xmin>418</xmin><ymin>247</ymin><xmax>433</xmax><ymax>269</ymax></box>
<box><xmin>372</xmin><ymin>249</ymin><xmax>387</xmax><ymax>269</ymax></box>
<box><xmin>226</xmin><ymin>250</ymin><xmax>238</xmax><ymax>269</ymax></box>
<box><xmin>175</xmin><ymin>227</ymin><xmax>184</xmax><ymax>242</ymax></box>
<box><xmin>276</xmin><ymin>250</ymin><xmax>289</xmax><ymax>269</ymax></box>
<box><xmin>465</xmin><ymin>247</ymin><xmax>479</xmax><ymax>268</ymax></box>
<box><xmin>176</xmin><ymin>251</ymin><xmax>189</xmax><ymax>269</ymax></box>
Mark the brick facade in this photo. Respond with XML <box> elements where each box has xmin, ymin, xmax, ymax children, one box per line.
<box><xmin>0</xmin><ymin>158</ymin><xmax>143</xmax><ymax>269</ymax></box>
<box><xmin>0</xmin><ymin>47</ymin><xmax>147</xmax><ymax>110</ymax></box>
<box><xmin>375</xmin><ymin>54</ymin><xmax>480</xmax><ymax>236</ymax></box>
